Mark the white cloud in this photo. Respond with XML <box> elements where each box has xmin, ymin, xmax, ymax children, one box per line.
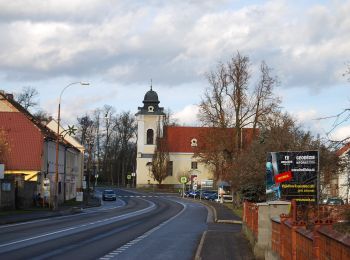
<box><xmin>329</xmin><ymin>125</ymin><xmax>350</xmax><ymax>142</ymax></box>
<box><xmin>172</xmin><ymin>105</ymin><xmax>199</xmax><ymax>126</ymax></box>
<box><xmin>0</xmin><ymin>0</ymin><xmax>349</xmax><ymax>89</ymax></box>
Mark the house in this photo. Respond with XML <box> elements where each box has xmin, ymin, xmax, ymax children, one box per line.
<box><xmin>135</xmin><ymin>87</ymin><xmax>255</xmax><ymax>188</ymax></box>
<box><xmin>0</xmin><ymin>90</ymin><xmax>83</xmax><ymax>207</ymax></box>
<box><xmin>336</xmin><ymin>144</ymin><xmax>350</xmax><ymax>203</ymax></box>
<box><xmin>46</xmin><ymin>120</ymin><xmax>84</xmax><ymax>200</ymax></box>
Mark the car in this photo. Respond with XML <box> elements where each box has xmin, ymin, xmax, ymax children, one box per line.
<box><xmin>324</xmin><ymin>197</ymin><xmax>344</xmax><ymax>205</ymax></box>
<box><xmin>207</xmin><ymin>192</ymin><xmax>219</xmax><ymax>201</ymax></box>
<box><xmin>201</xmin><ymin>190</ymin><xmax>217</xmax><ymax>200</ymax></box>
<box><xmin>102</xmin><ymin>189</ymin><xmax>117</xmax><ymax>201</ymax></box>
<box><xmin>184</xmin><ymin>190</ymin><xmax>200</xmax><ymax>198</ymax></box>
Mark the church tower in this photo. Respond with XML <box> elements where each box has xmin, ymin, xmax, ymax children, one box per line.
<box><xmin>135</xmin><ymin>86</ymin><xmax>165</xmax><ymax>186</ymax></box>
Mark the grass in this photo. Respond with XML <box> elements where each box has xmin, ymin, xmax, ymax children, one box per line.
<box><xmin>223</xmin><ymin>203</ymin><xmax>243</xmax><ymax>218</ymax></box>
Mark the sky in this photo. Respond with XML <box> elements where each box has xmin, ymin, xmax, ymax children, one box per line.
<box><xmin>1</xmin><ymin>0</ymin><xmax>350</xmax><ymax>142</ymax></box>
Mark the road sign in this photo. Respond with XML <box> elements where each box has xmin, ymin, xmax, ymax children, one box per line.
<box><xmin>131</xmin><ymin>172</ymin><xmax>136</xmax><ymax>177</ymax></box>
<box><xmin>180</xmin><ymin>176</ymin><xmax>187</xmax><ymax>184</ymax></box>
<box><xmin>127</xmin><ymin>174</ymin><xmax>132</xmax><ymax>180</ymax></box>
<box><xmin>193</xmin><ymin>184</ymin><xmax>197</xmax><ymax>190</ymax></box>
<box><xmin>76</xmin><ymin>192</ymin><xmax>83</xmax><ymax>202</ymax></box>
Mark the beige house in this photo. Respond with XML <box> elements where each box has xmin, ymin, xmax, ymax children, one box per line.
<box><xmin>46</xmin><ymin>120</ymin><xmax>85</xmax><ymax>200</ymax></box>
<box><xmin>336</xmin><ymin>144</ymin><xmax>350</xmax><ymax>203</ymax></box>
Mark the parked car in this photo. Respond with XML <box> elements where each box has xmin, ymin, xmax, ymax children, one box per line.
<box><xmin>207</xmin><ymin>192</ymin><xmax>219</xmax><ymax>201</ymax></box>
<box><xmin>201</xmin><ymin>190</ymin><xmax>217</xmax><ymax>200</ymax></box>
<box><xmin>324</xmin><ymin>197</ymin><xmax>344</xmax><ymax>205</ymax></box>
<box><xmin>102</xmin><ymin>189</ymin><xmax>117</xmax><ymax>201</ymax></box>
<box><xmin>184</xmin><ymin>190</ymin><xmax>200</xmax><ymax>198</ymax></box>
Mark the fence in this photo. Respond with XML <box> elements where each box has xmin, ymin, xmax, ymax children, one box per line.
<box><xmin>243</xmin><ymin>201</ymin><xmax>259</xmax><ymax>238</ymax></box>
<box><xmin>243</xmin><ymin>201</ymin><xmax>350</xmax><ymax>260</ymax></box>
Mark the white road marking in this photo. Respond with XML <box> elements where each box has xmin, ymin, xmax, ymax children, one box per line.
<box><xmin>0</xmin><ymin>199</ymin><xmax>126</xmax><ymax>229</ymax></box>
<box><xmin>0</xmin><ymin>199</ymin><xmax>156</xmax><ymax>250</ymax></box>
<box><xmin>99</xmin><ymin>199</ymin><xmax>187</xmax><ymax>259</ymax></box>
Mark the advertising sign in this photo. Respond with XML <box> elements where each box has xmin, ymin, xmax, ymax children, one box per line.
<box><xmin>266</xmin><ymin>151</ymin><xmax>318</xmax><ymax>203</ymax></box>
<box><xmin>201</xmin><ymin>180</ymin><xmax>214</xmax><ymax>188</ymax></box>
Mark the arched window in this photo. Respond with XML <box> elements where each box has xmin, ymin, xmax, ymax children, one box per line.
<box><xmin>147</xmin><ymin>129</ymin><xmax>154</xmax><ymax>144</ymax></box>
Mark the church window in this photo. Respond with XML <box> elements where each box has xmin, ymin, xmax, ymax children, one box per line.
<box><xmin>191</xmin><ymin>161</ymin><xmax>198</xmax><ymax>169</ymax></box>
<box><xmin>147</xmin><ymin>129</ymin><xmax>154</xmax><ymax>144</ymax></box>
<box><xmin>191</xmin><ymin>138</ymin><xmax>198</xmax><ymax>147</ymax></box>
<box><xmin>167</xmin><ymin>161</ymin><xmax>173</xmax><ymax>176</ymax></box>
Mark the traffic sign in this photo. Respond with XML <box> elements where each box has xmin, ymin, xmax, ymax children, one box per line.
<box><xmin>127</xmin><ymin>174</ymin><xmax>132</xmax><ymax>180</ymax></box>
<box><xmin>76</xmin><ymin>192</ymin><xmax>83</xmax><ymax>202</ymax></box>
<box><xmin>180</xmin><ymin>176</ymin><xmax>187</xmax><ymax>184</ymax></box>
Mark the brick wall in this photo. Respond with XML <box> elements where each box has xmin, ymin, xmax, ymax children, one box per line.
<box><xmin>243</xmin><ymin>201</ymin><xmax>350</xmax><ymax>260</ymax></box>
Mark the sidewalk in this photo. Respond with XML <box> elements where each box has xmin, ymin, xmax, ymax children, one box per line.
<box><xmin>0</xmin><ymin>198</ymin><xmax>100</xmax><ymax>225</ymax></box>
<box><xmin>195</xmin><ymin>200</ymin><xmax>255</xmax><ymax>260</ymax></box>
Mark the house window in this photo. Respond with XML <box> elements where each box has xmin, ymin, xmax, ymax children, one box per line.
<box><xmin>191</xmin><ymin>161</ymin><xmax>198</xmax><ymax>169</ymax></box>
<box><xmin>167</xmin><ymin>161</ymin><xmax>173</xmax><ymax>176</ymax></box>
<box><xmin>191</xmin><ymin>138</ymin><xmax>198</xmax><ymax>147</ymax></box>
<box><xmin>147</xmin><ymin>129</ymin><xmax>154</xmax><ymax>144</ymax></box>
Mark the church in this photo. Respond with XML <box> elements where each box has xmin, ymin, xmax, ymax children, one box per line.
<box><xmin>135</xmin><ymin>87</ymin><xmax>214</xmax><ymax>187</ymax></box>
<box><xmin>135</xmin><ymin>87</ymin><xmax>256</xmax><ymax>188</ymax></box>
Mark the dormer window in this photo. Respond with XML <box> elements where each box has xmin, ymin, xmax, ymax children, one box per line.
<box><xmin>191</xmin><ymin>138</ymin><xmax>198</xmax><ymax>147</ymax></box>
<box><xmin>148</xmin><ymin>106</ymin><xmax>154</xmax><ymax>112</ymax></box>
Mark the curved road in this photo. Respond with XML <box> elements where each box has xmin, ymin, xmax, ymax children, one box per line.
<box><xmin>0</xmin><ymin>189</ymin><xmax>208</xmax><ymax>260</ymax></box>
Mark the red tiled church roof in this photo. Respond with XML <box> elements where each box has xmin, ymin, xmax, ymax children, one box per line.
<box><xmin>0</xmin><ymin>112</ymin><xmax>44</xmax><ymax>171</ymax></box>
<box><xmin>165</xmin><ymin>126</ymin><xmax>256</xmax><ymax>153</ymax></box>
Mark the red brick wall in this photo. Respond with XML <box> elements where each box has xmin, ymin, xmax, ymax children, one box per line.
<box><xmin>243</xmin><ymin>202</ymin><xmax>350</xmax><ymax>260</ymax></box>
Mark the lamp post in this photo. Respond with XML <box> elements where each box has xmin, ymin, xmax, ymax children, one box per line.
<box><xmin>53</xmin><ymin>81</ymin><xmax>89</xmax><ymax>210</ymax></box>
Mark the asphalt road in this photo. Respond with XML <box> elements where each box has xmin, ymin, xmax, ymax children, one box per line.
<box><xmin>0</xmin><ymin>189</ymin><xmax>208</xmax><ymax>260</ymax></box>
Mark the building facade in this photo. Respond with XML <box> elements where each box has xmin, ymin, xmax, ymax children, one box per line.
<box><xmin>136</xmin><ymin>88</ymin><xmax>214</xmax><ymax>187</ymax></box>
<box><xmin>0</xmin><ymin>91</ymin><xmax>83</xmax><ymax>205</ymax></box>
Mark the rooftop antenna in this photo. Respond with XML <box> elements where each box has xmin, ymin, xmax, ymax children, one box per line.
<box><xmin>150</xmin><ymin>78</ymin><xmax>153</xmax><ymax>91</ymax></box>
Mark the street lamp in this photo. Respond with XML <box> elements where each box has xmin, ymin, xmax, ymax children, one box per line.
<box><xmin>53</xmin><ymin>81</ymin><xmax>90</xmax><ymax>210</ymax></box>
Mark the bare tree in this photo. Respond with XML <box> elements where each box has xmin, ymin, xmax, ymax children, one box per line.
<box><xmin>34</xmin><ymin>109</ymin><xmax>51</xmax><ymax>123</ymax></box>
<box><xmin>15</xmin><ymin>86</ymin><xmax>39</xmax><ymax>110</ymax></box>
<box><xmin>151</xmin><ymin>119</ymin><xmax>170</xmax><ymax>184</ymax></box>
<box><xmin>115</xmin><ymin>111</ymin><xmax>137</xmax><ymax>186</ymax></box>
<box><xmin>197</xmin><ymin>52</ymin><xmax>279</xmax><ymax>182</ymax></box>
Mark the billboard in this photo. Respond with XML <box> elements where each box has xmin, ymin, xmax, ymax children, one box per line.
<box><xmin>266</xmin><ymin>151</ymin><xmax>318</xmax><ymax>203</ymax></box>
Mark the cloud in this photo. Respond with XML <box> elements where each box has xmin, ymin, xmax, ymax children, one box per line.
<box><xmin>172</xmin><ymin>105</ymin><xmax>199</xmax><ymax>126</ymax></box>
<box><xmin>329</xmin><ymin>125</ymin><xmax>350</xmax><ymax>142</ymax></box>
<box><xmin>0</xmin><ymin>0</ymin><xmax>349</xmax><ymax>91</ymax></box>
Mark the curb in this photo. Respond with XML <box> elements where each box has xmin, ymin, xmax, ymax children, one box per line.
<box><xmin>217</xmin><ymin>219</ymin><xmax>242</xmax><ymax>224</ymax></box>
<box><xmin>194</xmin><ymin>230</ymin><xmax>207</xmax><ymax>260</ymax></box>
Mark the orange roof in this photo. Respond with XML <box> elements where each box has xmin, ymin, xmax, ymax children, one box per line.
<box><xmin>165</xmin><ymin>126</ymin><xmax>256</xmax><ymax>153</ymax></box>
<box><xmin>0</xmin><ymin>112</ymin><xmax>44</xmax><ymax>170</ymax></box>
<box><xmin>337</xmin><ymin>143</ymin><xmax>350</xmax><ymax>156</ymax></box>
